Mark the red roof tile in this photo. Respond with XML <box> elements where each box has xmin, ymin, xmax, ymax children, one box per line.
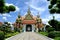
<box><xmin>22</xmin><ymin>20</ymin><xmax>36</xmax><ymax>24</ymax></box>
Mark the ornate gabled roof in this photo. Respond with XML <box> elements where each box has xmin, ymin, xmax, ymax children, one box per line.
<box><xmin>24</xmin><ymin>8</ymin><xmax>34</xmax><ymax>20</ymax></box>
<box><xmin>16</xmin><ymin>7</ymin><xmax>43</xmax><ymax>24</ymax></box>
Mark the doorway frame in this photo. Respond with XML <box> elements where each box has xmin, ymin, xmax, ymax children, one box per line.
<box><xmin>26</xmin><ymin>24</ymin><xmax>32</xmax><ymax>32</ymax></box>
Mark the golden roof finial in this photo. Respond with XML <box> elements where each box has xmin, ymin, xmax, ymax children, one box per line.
<box><xmin>37</xmin><ymin>12</ymin><xmax>40</xmax><ymax>18</ymax></box>
<box><xmin>27</xmin><ymin>6</ymin><xmax>31</xmax><ymax>14</ymax></box>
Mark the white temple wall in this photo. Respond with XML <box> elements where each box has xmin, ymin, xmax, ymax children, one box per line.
<box><xmin>22</xmin><ymin>24</ymin><xmax>26</xmax><ymax>32</ymax></box>
<box><xmin>32</xmin><ymin>24</ymin><xmax>35</xmax><ymax>32</ymax></box>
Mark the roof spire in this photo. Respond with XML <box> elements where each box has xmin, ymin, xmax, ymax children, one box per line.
<box><xmin>18</xmin><ymin>12</ymin><xmax>21</xmax><ymax>18</ymax></box>
<box><xmin>37</xmin><ymin>12</ymin><xmax>40</xmax><ymax>18</ymax></box>
<box><xmin>27</xmin><ymin>6</ymin><xmax>31</xmax><ymax>14</ymax></box>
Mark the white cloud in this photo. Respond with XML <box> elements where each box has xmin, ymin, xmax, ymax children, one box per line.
<box><xmin>24</xmin><ymin>12</ymin><xmax>27</xmax><ymax>16</ymax></box>
<box><xmin>54</xmin><ymin>14</ymin><xmax>60</xmax><ymax>19</ymax></box>
<box><xmin>5</xmin><ymin>3</ymin><xmax>20</xmax><ymax>12</ymax></box>
<box><xmin>25</xmin><ymin>0</ymin><xmax>48</xmax><ymax>15</ymax></box>
<box><xmin>0</xmin><ymin>14</ymin><xmax>2</xmax><ymax>16</ymax></box>
<box><xmin>42</xmin><ymin>14</ymin><xmax>60</xmax><ymax>25</ymax></box>
<box><xmin>46</xmin><ymin>14</ymin><xmax>60</xmax><ymax>20</ymax></box>
<box><xmin>0</xmin><ymin>14</ymin><xmax>11</xmax><ymax>21</ymax></box>
<box><xmin>2</xmin><ymin>14</ymin><xmax>11</xmax><ymax>17</ymax></box>
<box><xmin>30</xmin><ymin>5</ymin><xmax>45</xmax><ymax>12</ymax></box>
<box><xmin>3</xmin><ymin>17</ymin><xmax>7</xmax><ymax>21</ymax></box>
<box><xmin>25</xmin><ymin>3</ymin><xmax>45</xmax><ymax>12</ymax></box>
<box><xmin>42</xmin><ymin>19</ymin><xmax>49</xmax><ymax>25</ymax></box>
<box><xmin>15</xmin><ymin>6</ymin><xmax>20</xmax><ymax>12</ymax></box>
<box><xmin>5</xmin><ymin>3</ymin><xmax>14</xmax><ymax>6</ymax></box>
<box><xmin>31</xmin><ymin>11</ymin><xmax>37</xmax><ymax>16</ymax></box>
<box><xmin>25</xmin><ymin>0</ymin><xmax>48</xmax><ymax>6</ymax></box>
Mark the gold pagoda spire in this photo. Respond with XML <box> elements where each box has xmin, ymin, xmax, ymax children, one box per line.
<box><xmin>27</xmin><ymin>6</ymin><xmax>31</xmax><ymax>14</ymax></box>
<box><xmin>24</xmin><ymin>6</ymin><xmax>33</xmax><ymax>20</ymax></box>
<box><xmin>37</xmin><ymin>12</ymin><xmax>40</xmax><ymax>18</ymax></box>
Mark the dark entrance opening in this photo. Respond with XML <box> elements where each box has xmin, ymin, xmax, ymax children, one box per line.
<box><xmin>26</xmin><ymin>24</ymin><xmax>32</xmax><ymax>32</ymax></box>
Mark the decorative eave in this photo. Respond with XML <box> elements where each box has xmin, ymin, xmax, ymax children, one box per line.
<box><xmin>22</xmin><ymin>20</ymin><xmax>36</xmax><ymax>24</ymax></box>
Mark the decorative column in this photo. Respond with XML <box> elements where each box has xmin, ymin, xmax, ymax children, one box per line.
<box><xmin>32</xmin><ymin>24</ymin><xmax>35</xmax><ymax>32</ymax></box>
<box><xmin>36</xmin><ymin>28</ymin><xmax>38</xmax><ymax>32</ymax></box>
<box><xmin>23</xmin><ymin>24</ymin><xmax>26</xmax><ymax>32</ymax></box>
<box><xmin>11</xmin><ymin>24</ymin><xmax>14</xmax><ymax>31</ymax></box>
<box><xmin>44</xmin><ymin>25</ymin><xmax>46</xmax><ymax>32</ymax></box>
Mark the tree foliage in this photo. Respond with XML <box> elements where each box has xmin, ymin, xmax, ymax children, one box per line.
<box><xmin>0</xmin><ymin>0</ymin><xmax>5</xmax><ymax>7</ymax></box>
<box><xmin>47</xmin><ymin>27</ymin><xmax>55</xmax><ymax>32</ymax></box>
<box><xmin>48</xmin><ymin>16</ymin><xmax>60</xmax><ymax>31</ymax></box>
<box><xmin>48</xmin><ymin>0</ymin><xmax>60</xmax><ymax>14</ymax></box>
<box><xmin>57</xmin><ymin>22</ymin><xmax>60</xmax><ymax>31</ymax></box>
<box><xmin>0</xmin><ymin>0</ymin><xmax>16</xmax><ymax>14</ymax></box>
<box><xmin>0</xmin><ymin>22</ymin><xmax>11</xmax><ymax>34</ymax></box>
<box><xmin>9</xmin><ymin>5</ymin><xmax>16</xmax><ymax>11</ymax></box>
<box><xmin>0</xmin><ymin>31</ymin><xmax>5</xmax><ymax>40</ymax></box>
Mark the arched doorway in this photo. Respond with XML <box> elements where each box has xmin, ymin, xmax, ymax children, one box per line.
<box><xmin>26</xmin><ymin>24</ymin><xmax>32</xmax><ymax>32</ymax></box>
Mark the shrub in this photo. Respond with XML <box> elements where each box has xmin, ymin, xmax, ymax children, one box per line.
<box><xmin>0</xmin><ymin>31</ymin><xmax>5</xmax><ymax>40</ymax></box>
<box><xmin>39</xmin><ymin>32</ymin><xmax>48</xmax><ymax>36</ymax></box>
<box><xmin>55</xmin><ymin>37</ymin><xmax>60</xmax><ymax>40</ymax></box>
<box><xmin>47</xmin><ymin>27</ymin><xmax>55</xmax><ymax>32</ymax></box>
<box><xmin>5</xmin><ymin>33</ymin><xmax>12</xmax><ymax>38</ymax></box>
<box><xmin>48</xmin><ymin>32</ymin><xmax>55</xmax><ymax>38</ymax></box>
<box><xmin>48</xmin><ymin>31</ymin><xmax>60</xmax><ymax>38</ymax></box>
<box><xmin>54</xmin><ymin>31</ymin><xmax>60</xmax><ymax>37</ymax></box>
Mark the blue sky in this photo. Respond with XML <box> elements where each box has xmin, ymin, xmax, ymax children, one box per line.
<box><xmin>0</xmin><ymin>0</ymin><xmax>60</xmax><ymax>24</ymax></box>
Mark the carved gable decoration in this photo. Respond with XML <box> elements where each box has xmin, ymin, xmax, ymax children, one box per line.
<box><xmin>24</xmin><ymin>13</ymin><xmax>33</xmax><ymax>20</ymax></box>
<box><xmin>24</xmin><ymin>7</ymin><xmax>34</xmax><ymax>20</ymax></box>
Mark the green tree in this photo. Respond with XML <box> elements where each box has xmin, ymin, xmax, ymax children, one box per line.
<box><xmin>4</xmin><ymin>22</ymin><xmax>11</xmax><ymax>33</ymax></box>
<box><xmin>57</xmin><ymin>22</ymin><xmax>60</xmax><ymax>31</ymax></box>
<box><xmin>48</xmin><ymin>18</ymin><xmax>59</xmax><ymax>31</ymax></box>
<box><xmin>48</xmin><ymin>0</ymin><xmax>60</xmax><ymax>14</ymax></box>
<box><xmin>0</xmin><ymin>31</ymin><xmax>5</xmax><ymax>40</ymax></box>
<box><xmin>47</xmin><ymin>27</ymin><xmax>55</xmax><ymax>32</ymax></box>
<box><xmin>47</xmin><ymin>0</ymin><xmax>60</xmax><ymax>31</ymax></box>
<box><xmin>48</xmin><ymin>16</ymin><xmax>60</xmax><ymax>31</ymax></box>
<box><xmin>0</xmin><ymin>0</ymin><xmax>16</xmax><ymax>14</ymax></box>
<box><xmin>0</xmin><ymin>0</ymin><xmax>16</xmax><ymax>31</ymax></box>
<box><xmin>0</xmin><ymin>22</ymin><xmax>11</xmax><ymax>34</ymax></box>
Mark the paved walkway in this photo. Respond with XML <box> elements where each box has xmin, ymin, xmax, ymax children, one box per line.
<box><xmin>6</xmin><ymin>32</ymin><xmax>54</xmax><ymax>40</ymax></box>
